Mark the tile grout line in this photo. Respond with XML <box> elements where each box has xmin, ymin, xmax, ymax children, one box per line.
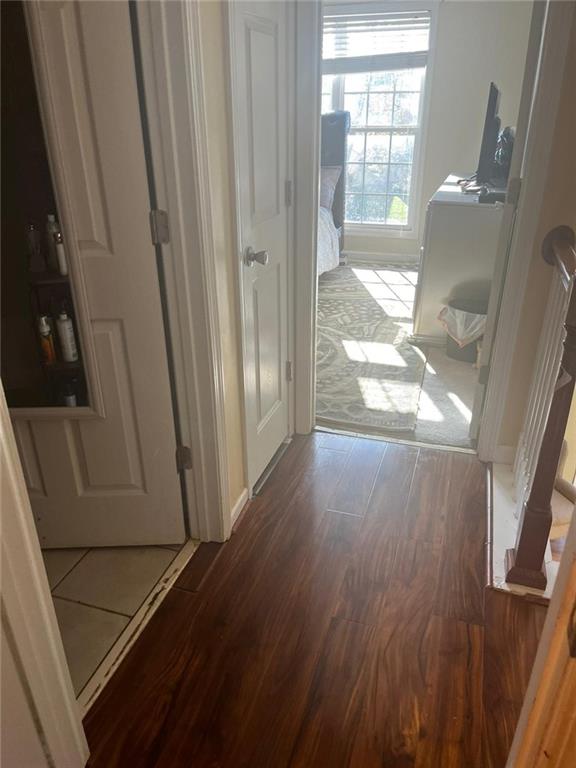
<box><xmin>53</xmin><ymin>595</ymin><xmax>133</xmax><ymax>619</ymax></box>
<box><xmin>48</xmin><ymin>547</ymin><xmax>92</xmax><ymax>593</ymax></box>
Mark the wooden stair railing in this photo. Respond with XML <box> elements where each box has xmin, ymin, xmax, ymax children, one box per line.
<box><xmin>506</xmin><ymin>226</ymin><xmax>576</xmax><ymax>589</ymax></box>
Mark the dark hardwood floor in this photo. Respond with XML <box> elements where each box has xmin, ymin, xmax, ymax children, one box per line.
<box><xmin>84</xmin><ymin>432</ymin><xmax>547</xmax><ymax>767</ymax></box>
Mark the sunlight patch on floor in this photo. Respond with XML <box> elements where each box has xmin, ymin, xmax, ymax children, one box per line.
<box><xmin>342</xmin><ymin>340</ymin><xmax>408</xmax><ymax>366</ymax></box>
<box><xmin>357</xmin><ymin>377</ymin><xmax>420</xmax><ymax>414</ymax></box>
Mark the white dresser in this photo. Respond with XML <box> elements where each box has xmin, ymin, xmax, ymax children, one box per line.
<box><xmin>412</xmin><ymin>175</ymin><xmax>504</xmax><ymax>344</ymax></box>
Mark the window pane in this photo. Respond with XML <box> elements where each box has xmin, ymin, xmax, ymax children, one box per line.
<box><xmin>345</xmin><ymin>194</ymin><xmax>363</xmax><ymax>222</ymax></box>
<box><xmin>321</xmin><ymin>95</ymin><xmax>333</xmax><ymax>114</ymax></box>
<box><xmin>393</xmin><ymin>93</ymin><xmax>420</xmax><ymax>126</ymax></box>
<box><xmin>343</xmin><ymin>72</ymin><xmax>369</xmax><ymax>92</ymax></box>
<box><xmin>363</xmin><ymin>195</ymin><xmax>387</xmax><ymax>224</ymax></box>
<box><xmin>347</xmin><ymin>133</ymin><xmax>366</xmax><ymax>163</ymax></box>
<box><xmin>387</xmin><ymin>195</ymin><xmax>409</xmax><ymax>224</ymax></box>
<box><xmin>395</xmin><ymin>68</ymin><xmax>424</xmax><ymax>91</ymax></box>
<box><xmin>364</xmin><ymin>164</ymin><xmax>389</xmax><ymax>194</ymax></box>
<box><xmin>365</xmin><ymin>132</ymin><xmax>390</xmax><ymax>163</ymax></box>
<box><xmin>390</xmin><ymin>134</ymin><xmax>415</xmax><ymax>163</ymax></box>
<box><xmin>388</xmin><ymin>164</ymin><xmax>411</xmax><ymax>195</ymax></box>
<box><xmin>369</xmin><ymin>72</ymin><xmax>395</xmax><ymax>91</ymax></box>
<box><xmin>344</xmin><ymin>93</ymin><xmax>367</xmax><ymax>126</ymax></box>
<box><xmin>346</xmin><ymin>163</ymin><xmax>364</xmax><ymax>193</ymax></box>
<box><xmin>367</xmin><ymin>93</ymin><xmax>393</xmax><ymax>125</ymax></box>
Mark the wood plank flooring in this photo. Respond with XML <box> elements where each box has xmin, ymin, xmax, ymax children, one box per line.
<box><xmin>84</xmin><ymin>433</ymin><xmax>547</xmax><ymax>767</ymax></box>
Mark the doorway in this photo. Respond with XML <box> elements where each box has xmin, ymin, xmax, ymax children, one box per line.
<box><xmin>311</xmin><ymin>1</ymin><xmax>536</xmax><ymax>450</ymax></box>
<box><xmin>1</xmin><ymin>0</ymin><xmax>193</xmax><ymax>704</ymax></box>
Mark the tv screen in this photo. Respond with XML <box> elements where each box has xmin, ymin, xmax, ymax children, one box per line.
<box><xmin>476</xmin><ymin>82</ymin><xmax>501</xmax><ymax>184</ymax></box>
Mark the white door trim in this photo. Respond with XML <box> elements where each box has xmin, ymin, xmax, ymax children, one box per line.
<box><xmin>478</xmin><ymin>0</ymin><xmax>576</xmax><ymax>462</ymax></box>
<box><xmin>134</xmin><ymin>1</ymin><xmax>231</xmax><ymax>540</ymax></box>
<box><xmin>1</xmin><ymin>384</ymin><xmax>89</xmax><ymax>767</ymax></box>
<box><xmin>293</xmin><ymin>0</ymin><xmax>322</xmax><ymax>434</ymax></box>
<box><xmin>226</xmin><ymin>0</ymin><xmax>296</xmax><ymax>491</ymax></box>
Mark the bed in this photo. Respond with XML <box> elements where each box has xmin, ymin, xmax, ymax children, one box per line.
<box><xmin>317</xmin><ymin>110</ymin><xmax>350</xmax><ymax>275</ymax></box>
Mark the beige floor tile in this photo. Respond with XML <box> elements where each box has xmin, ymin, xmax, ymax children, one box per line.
<box><xmin>42</xmin><ymin>549</ymin><xmax>88</xmax><ymax>590</ymax></box>
<box><xmin>53</xmin><ymin>547</ymin><xmax>176</xmax><ymax>616</ymax></box>
<box><xmin>53</xmin><ymin>598</ymin><xmax>129</xmax><ymax>695</ymax></box>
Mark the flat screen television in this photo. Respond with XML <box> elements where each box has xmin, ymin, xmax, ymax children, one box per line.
<box><xmin>476</xmin><ymin>82</ymin><xmax>501</xmax><ymax>184</ymax></box>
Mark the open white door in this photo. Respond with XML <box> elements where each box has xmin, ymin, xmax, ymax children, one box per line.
<box><xmin>10</xmin><ymin>1</ymin><xmax>185</xmax><ymax>547</ymax></box>
<box><xmin>229</xmin><ymin>1</ymin><xmax>293</xmax><ymax>489</ymax></box>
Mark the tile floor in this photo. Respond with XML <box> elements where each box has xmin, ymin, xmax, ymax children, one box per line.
<box><xmin>43</xmin><ymin>545</ymin><xmax>182</xmax><ymax>695</ymax></box>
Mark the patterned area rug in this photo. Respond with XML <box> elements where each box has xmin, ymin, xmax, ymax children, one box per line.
<box><xmin>316</xmin><ymin>265</ymin><xmax>426</xmax><ymax>432</ymax></box>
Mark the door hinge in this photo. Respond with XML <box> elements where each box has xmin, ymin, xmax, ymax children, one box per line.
<box><xmin>285</xmin><ymin>360</ymin><xmax>293</xmax><ymax>382</ymax></box>
<box><xmin>284</xmin><ymin>179</ymin><xmax>293</xmax><ymax>207</ymax></box>
<box><xmin>175</xmin><ymin>444</ymin><xmax>193</xmax><ymax>472</ymax></box>
<box><xmin>507</xmin><ymin>177</ymin><xmax>522</xmax><ymax>206</ymax></box>
<box><xmin>150</xmin><ymin>209</ymin><xmax>170</xmax><ymax>245</ymax></box>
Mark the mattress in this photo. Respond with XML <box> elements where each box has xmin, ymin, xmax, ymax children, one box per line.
<box><xmin>317</xmin><ymin>206</ymin><xmax>340</xmax><ymax>275</ymax></box>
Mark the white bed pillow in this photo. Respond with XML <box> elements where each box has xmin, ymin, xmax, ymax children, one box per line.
<box><xmin>320</xmin><ymin>166</ymin><xmax>342</xmax><ymax>211</ymax></box>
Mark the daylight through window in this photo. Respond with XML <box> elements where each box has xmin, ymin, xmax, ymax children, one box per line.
<box><xmin>322</xmin><ymin>8</ymin><xmax>430</xmax><ymax>228</ymax></box>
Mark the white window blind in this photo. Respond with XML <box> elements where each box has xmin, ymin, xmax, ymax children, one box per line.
<box><xmin>323</xmin><ymin>8</ymin><xmax>430</xmax><ymax>75</ymax></box>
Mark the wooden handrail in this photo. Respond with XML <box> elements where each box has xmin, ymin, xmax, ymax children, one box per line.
<box><xmin>506</xmin><ymin>225</ymin><xmax>576</xmax><ymax>589</ymax></box>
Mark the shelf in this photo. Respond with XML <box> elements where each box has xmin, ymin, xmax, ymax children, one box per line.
<box><xmin>42</xmin><ymin>359</ymin><xmax>82</xmax><ymax>374</ymax></box>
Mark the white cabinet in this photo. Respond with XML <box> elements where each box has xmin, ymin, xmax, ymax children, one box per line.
<box><xmin>412</xmin><ymin>175</ymin><xmax>504</xmax><ymax>343</ymax></box>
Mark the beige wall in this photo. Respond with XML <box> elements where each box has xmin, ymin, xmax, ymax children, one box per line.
<box><xmin>498</xmin><ymin>11</ymin><xmax>576</xmax><ymax>449</ymax></box>
<box><xmin>345</xmin><ymin>0</ymin><xmax>532</xmax><ymax>258</ymax></box>
<box><xmin>198</xmin><ymin>1</ymin><xmax>246</xmax><ymax>506</ymax></box>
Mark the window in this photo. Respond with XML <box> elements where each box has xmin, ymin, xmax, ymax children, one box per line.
<box><xmin>322</xmin><ymin>7</ymin><xmax>431</xmax><ymax>229</ymax></box>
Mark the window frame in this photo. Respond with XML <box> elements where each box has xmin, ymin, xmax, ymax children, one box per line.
<box><xmin>322</xmin><ymin>2</ymin><xmax>438</xmax><ymax>238</ymax></box>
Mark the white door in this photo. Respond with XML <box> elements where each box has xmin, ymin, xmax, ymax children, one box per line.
<box><xmin>11</xmin><ymin>1</ymin><xmax>185</xmax><ymax>547</ymax></box>
<box><xmin>229</xmin><ymin>1</ymin><xmax>292</xmax><ymax>488</ymax></box>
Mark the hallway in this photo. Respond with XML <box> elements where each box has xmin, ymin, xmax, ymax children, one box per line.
<box><xmin>84</xmin><ymin>432</ymin><xmax>546</xmax><ymax>767</ymax></box>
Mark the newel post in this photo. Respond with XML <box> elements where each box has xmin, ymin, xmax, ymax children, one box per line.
<box><xmin>506</xmin><ymin>227</ymin><xmax>576</xmax><ymax>589</ymax></box>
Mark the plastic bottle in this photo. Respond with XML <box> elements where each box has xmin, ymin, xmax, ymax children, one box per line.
<box><xmin>56</xmin><ymin>310</ymin><xmax>79</xmax><ymax>362</ymax></box>
<box><xmin>62</xmin><ymin>380</ymin><xmax>77</xmax><ymax>407</ymax></box>
<box><xmin>46</xmin><ymin>214</ymin><xmax>59</xmax><ymax>272</ymax></box>
<box><xmin>54</xmin><ymin>231</ymin><xmax>68</xmax><ymax>276</ymax></box>
<box><xmin>38</xmin><ymin>316</ymin><xmax>56</xmax><ymax>364</ymax></box>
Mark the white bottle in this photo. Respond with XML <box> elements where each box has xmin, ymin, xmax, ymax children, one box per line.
<box><xmin>56</xmin><ymin>311</ymin><xmax>78</xmax><ymax>362</ymax></box>
<box><xmin>54</xmin><ymin>231</ymin><xmax>68</xmax><ymax>276</ymax></box>
<box><xmin>46</xmin><ymin>214</ymin><xmax>59</xmax><ymax>272</ymax></box>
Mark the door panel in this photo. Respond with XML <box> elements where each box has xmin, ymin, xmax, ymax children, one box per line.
<box><xmin>232</xmin><ymin>1</ymin><xmax>291</xmax><ymax>487</ymax></box>
<box><xmin>13</xmin><ymin>1</ymin><xmax>185</xmax><ymax>547</ymax></box>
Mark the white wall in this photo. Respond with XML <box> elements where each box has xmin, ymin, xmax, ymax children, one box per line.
<box><xmin>345</xmin><ymin>0</ymin><xmax>533</xmax><ymax>260</ymax></box>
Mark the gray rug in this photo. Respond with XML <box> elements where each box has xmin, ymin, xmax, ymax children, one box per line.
<box><xmin>316</xmin><ymin>265</ymin><xmax>426</xmax><ymax>431</ymax></box>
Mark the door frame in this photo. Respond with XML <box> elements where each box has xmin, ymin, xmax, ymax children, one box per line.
<box><xmin>292</xmin><ymin>0</ymin><xmax>574</xmax><ymax>453</ymax></box>
<box><xmin>225</xmin><ymin>0</ymin><xmax>297</xmax><ymax>492</ymax></box>
<box><xmin>131</xmin><ymin>0</ymin><xmax>234</xmax><ymax>540</ymax></box>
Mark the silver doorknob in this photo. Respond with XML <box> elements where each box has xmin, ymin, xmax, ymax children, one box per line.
<box><xmin>244</xmin><ymin>246</ymin><xmax>269</xmax><ymax>266</ymax></box>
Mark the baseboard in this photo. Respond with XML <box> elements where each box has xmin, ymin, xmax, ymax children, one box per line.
<box><xmin>493</xmin><ymin>445</ymin><xmax>516</xmax><ymax>464</ymax></box>
<box><xmin>342</xmin><ymin>250</ymin><xmax>420</xmax><ymax>266</ymax></box>
<box><xmin>230</xmin><ymin>488</ymin><xmax>249</xmax><ymax>527</ymax></box>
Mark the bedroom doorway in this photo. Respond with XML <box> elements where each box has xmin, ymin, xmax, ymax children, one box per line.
<box><xmin>313</xmin><ymin>1</ymin><xmax>536</xmax><ymax>450</ymax></box>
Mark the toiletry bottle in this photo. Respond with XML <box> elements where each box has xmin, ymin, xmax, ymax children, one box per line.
<box><xmin>38</xmin><ymin>315</ymin><xmax>56</xmax><ymax>364</ymax></box>
<box><xmin>26</xmin><ymin>224</ymin><xmax>45</xmax><ymax>272</ymax></box>
<box><xmin>46</xmin><ymin>214</ymin><xmax>59</xmax><ymax>272</ymax></box>
<box><xmin>62</xmin><ymin>380</ymin><xmax>77</xmax><ymax>407</ymax></box>
<box><xmin>54</xmin><ymin>231</ymin><xmax>68</xmax><ymax>276</ymax></box>
<box><xmin>56</xmin><ymin>310</ymin><xmax>79</xmax><ymax>362</ymax></box>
